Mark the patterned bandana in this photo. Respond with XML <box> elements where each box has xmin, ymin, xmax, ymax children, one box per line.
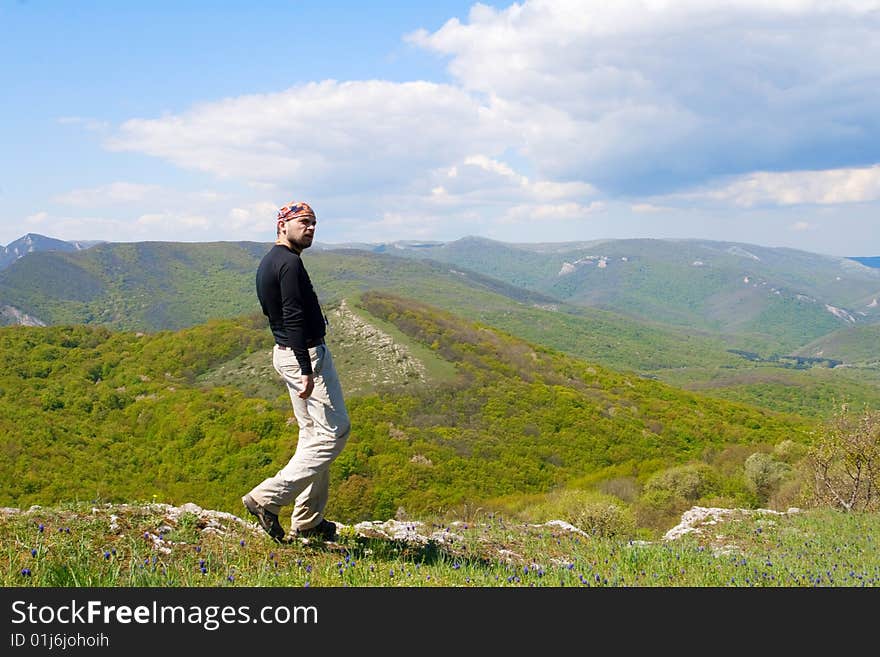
<box><xmin>277</xmin><ymin>201</ymin><xmax>315</xmax><ymax>223</ymax></box>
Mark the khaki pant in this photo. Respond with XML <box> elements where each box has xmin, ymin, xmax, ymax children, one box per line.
<box><xmin>247</xmin><ymin>343</ymin><xmax>350</xmax><ymax>531</ymax></box>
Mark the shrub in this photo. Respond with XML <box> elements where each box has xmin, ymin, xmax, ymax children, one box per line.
<box><xmin>574</xmin><ymin>502</ymin><xmax>635</xmax><ymax>538</ymax></box>
<box><xmin>510</xmin><ymin>488</ymin><xmax>636</xmax><ymax>539</ymax></box>
<box><xmin>642</xmin><ymin>463</ymin><xmax>717</xmax><ymax>501</ymax></box>
<box><xmin>743</xmin><ymin>452</ymin><xmax>790</xmax><ymax>503</ymax></box>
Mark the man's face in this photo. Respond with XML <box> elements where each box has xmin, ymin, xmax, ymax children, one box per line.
<box><xmin>281</xmin><ymin>215</ymin><xmax>316</xmax><ymax>251</ymax></box>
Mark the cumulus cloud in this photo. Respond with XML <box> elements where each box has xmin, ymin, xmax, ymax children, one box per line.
<box><xmin>107</xmin><ymin>80</ymin><xmax>512</xmax><ymax>193</ymax></box>
<box><xmin>671</xmin><ymin>164</ymin><xmax>880</xmax><ymax>207</ymax></box>
<box><xmin>410</xmin><ymin>0</ymin><xmax>880</xmax><ymax>194</ymax></box>
<box><xmin>426</xmin><ymin>154</ymin><xmax>596</xmax><ymax>204</ymax></box>
<box><xmin>499</xmin><ymin>201</ymin><xmax>605</xmax><ymax>225</ymax></box>
<box><xmin>84</xmin><ymin>1</ymin><xmax>880</xmax><ymax>246</ymax></box>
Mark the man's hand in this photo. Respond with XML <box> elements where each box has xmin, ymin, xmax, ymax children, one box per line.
<box><xmin>298</xmin><ymin>374</ymin><xmax>315</xmax><ymax>399</ymax></box>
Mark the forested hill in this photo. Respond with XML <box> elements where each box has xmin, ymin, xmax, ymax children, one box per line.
<box><xmin>363</xmin><ymin>236</ymin><xmax>880</xmax><ymax>351</ymax></box>
<box><xmin>0</xmin><ymin>292</ymin><xmax>813</xmax><ymax>536</ymax></box>
<box><xmin>0</xmin><ymin>238</ymin><xmax>754</xmax><ymax>375</ymax></box>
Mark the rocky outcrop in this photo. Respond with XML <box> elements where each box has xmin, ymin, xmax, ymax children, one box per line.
<box><xmin>330</xmin><ymin>299</ymin><xmax>427</xmax><ymax>386</ymax></box>
<box><xmin>0</xmin><ymin>305</ymin><xmax>46</xmax><ymax>327</ymax></box>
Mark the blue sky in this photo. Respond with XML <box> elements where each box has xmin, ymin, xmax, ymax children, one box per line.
<box><xmin>3</xmin><ymin>0</ymin><xmax>880</xmax><ymax>256</ymax></box>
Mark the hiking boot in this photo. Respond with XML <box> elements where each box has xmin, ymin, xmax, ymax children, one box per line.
<box><xmin>242</xmin><ymin>494</ymin><xmax>285</xmax><ymax>542</ymax></box>
<box><xmin>292</xmin><ymin>519</ymin><xmax>337</xmax><ymax>541</ymax></box>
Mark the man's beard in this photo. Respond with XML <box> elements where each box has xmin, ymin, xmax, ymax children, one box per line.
<box><xmin>291</xmin><ymin>235</ymin><xmax>313</xmax><ymax>251</ymax></box>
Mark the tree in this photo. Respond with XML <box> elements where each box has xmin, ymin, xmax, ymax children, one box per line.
<box><xmin>808</xmin><ymin>404</ymin><xmax>880</xmax><ymax>512</ymax></box>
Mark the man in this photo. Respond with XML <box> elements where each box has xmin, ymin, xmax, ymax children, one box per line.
<box><xmin>242</xmin><ymin>201</ymin><xmax>350</xmax><ymax>542</ymax></box>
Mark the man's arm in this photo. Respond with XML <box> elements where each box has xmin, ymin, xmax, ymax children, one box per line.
<box><xmin>278</xmin><ymin>256</ymin><xmax>313</xmax><ymax>379</ymax></box>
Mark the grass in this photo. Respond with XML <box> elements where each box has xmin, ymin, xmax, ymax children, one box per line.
<box><xmin>3</xmin><ymin>502</ymin><xmax>878</xmax><ymax>587</ymax></box>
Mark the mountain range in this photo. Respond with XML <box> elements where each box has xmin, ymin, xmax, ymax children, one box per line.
<box><xmin>2</xmin><ymin>232</ymin><xmax>879</xmax><ymax>419</ymax></box>
<box><xmin>1</xmin><ymin>233</ymin><xmax>878</xmax><ymax>534</ymax></box>
<box><xmin>0</xmin><ymin>233</ymin><xmax>103</xmax><ymax>271</ymax></box>
<box><xmin>3</xmin><ymin>233</ymin><xmax>879</xmax><ymax>352</ymax></box>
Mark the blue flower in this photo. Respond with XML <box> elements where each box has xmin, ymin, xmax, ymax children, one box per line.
<box><xmin>104</xmin><ymin>551</ymin><xmax>111</xmax><ymax>560</ymax></box>
<box><xmin>38</xmin><ymin>524</ymin><xmax>44</xmax><ymax>533</ymax></box>
<box><xmin>21</xmin><ymin>568</ymin><xmax>31</xmax><ymax>576</ymax></box>
<box><xmin>30</xmin><ymin>548</ymin><xmax>37</xmax><ymax>557</ymax></box>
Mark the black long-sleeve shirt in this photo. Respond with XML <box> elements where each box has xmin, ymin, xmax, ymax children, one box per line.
<box><xmin>256</xmin><ymin>244</ymin><xmax>326</xmax><ymax>375</ymax></box>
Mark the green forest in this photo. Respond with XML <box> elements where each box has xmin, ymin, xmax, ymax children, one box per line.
<box><xmin>1</xmin><ymin>290</ymin><xmax>837</xmax><ymax>537</ymax></box>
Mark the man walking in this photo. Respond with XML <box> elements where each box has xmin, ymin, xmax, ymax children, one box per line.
<box><xmin>242</xmin><ymin>201</ymin><xmax>350</xmax><ymax>542</ymax></box>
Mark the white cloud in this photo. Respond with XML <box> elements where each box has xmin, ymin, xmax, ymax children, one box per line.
<box><xmin>672</xmin><ymin>165</ymin><xmax>880</xmax><ymax>207</ymax></box>
<box><xmin>107</xmin><ymin>80</ymin><xmax>511</xmax><ymax>193</ymax></box>
<box><xmin>227</xmin><ymin>201</ymin><xmax>279</xmax><ymax>234</ymax></box>
<box><xmin>427</xmin><ymin>154</ymin><xmax>596</xmax><ymax>204</ymax></box>
<box><xmin>500</xmin><ymin>201</ymin><xmax>605</xmax><ymax>225</ymax></box>
<box><xmin>790</xmin><ymin>221</ymin><xmax>813</xmax><ymax>231</ymax></box>
<box><xmin>46</xmin><ymin>0</ymin><xmax>880</xmax><ymax>251</ymax></box>
<box><xmin>106</xmin><ymin>1</ymin><xmax>880</xmax><ymax>207</ymax></box>
<box><xmin>409</xmin><ymin>0</ymin><xmax>880</xmax><ymax>192</ymax></box>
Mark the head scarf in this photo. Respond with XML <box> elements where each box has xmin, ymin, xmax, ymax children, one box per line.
<box><xmin>277</xmin><ymin>201</ymin><xmax>315</xmax><ymax>223</ymax></box>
